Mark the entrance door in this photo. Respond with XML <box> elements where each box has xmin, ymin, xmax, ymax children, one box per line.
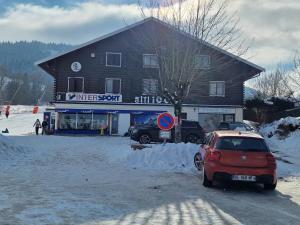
<box><xmin>110</xmin><ymin>114</ymin><xmax>119</xmax><ymax>134</ymax></box>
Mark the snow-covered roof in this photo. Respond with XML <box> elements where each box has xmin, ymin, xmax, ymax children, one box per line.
<box><xmin>35</xmin><ymin>17</ymin><xmax>265</xmax><ymax>72</ymax></box>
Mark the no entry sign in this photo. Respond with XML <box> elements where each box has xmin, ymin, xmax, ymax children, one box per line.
<box><xmin>157</xmin><ymin>112</ymin><xmax>175</xmax><ymax>131</ymax></box>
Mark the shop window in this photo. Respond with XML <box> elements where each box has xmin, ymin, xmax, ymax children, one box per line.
<box><xmin>130</xmin><ymin>113</ymin><xmax>158</xmax><ymax>126</ymax></box>
<box><xmin>77</xmin><ymin>113</ymin><xmax>92</xmax><ymax>130</ymax></box>
<box><xmin>58</xmin><ymin>113</ymin><xmax>77</xmax><ymax>129</ymax></box>
<box><xmin>143</xmin><ymin>54</ymin><xmax>159</xmax><ymax>68</ymax></box>
<box><xmin>68</xmin><ymin>77</ymin><xmax>84</xmax><ymax>92</ymax></box>
<box><xmin>142</xmin><ymin>79</ymin><xmax>158</xmax><ymax>95</ymax></box>
<box><xmin>92</xmin><ymin>114</ymin><xmax>108</xmax><ymax>131</ymax></box>
<box><xmin>106</xmin><ymin>52</ymin><xmax>121</xmax><ymax>67</ymax></box>
<box><xmin>105</xmin><ymin>78</ymin><xmax>121</xmax><ymax>94</ymax></box>
<box><xmin>209</xmin><ymin>81</ymin><xmax>225</xmax><ymax>97</ymax></box>
<box><xmin>195</xmin><ymin>55</ymin><xmax>210</xmax><ymax>69</ymax></box>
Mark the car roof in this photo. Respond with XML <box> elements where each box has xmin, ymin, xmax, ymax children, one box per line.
<box><xmin>214</xmin><ymin>130</ymin><xmax>263</xmax><ymax>139</ymax></box>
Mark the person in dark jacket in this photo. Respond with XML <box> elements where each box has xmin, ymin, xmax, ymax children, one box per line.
<box><xmin>33</xmin><ymin>119</ymin><xmax>41</xmax><ymax>135</ymax></box>
<box><xmin>42</xmin><ymin>120</ymin><xmax>48</xmax><ymax>135</ymax></box>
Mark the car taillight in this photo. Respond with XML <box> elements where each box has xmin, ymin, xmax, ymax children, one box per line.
<box><xmin>208</xmin><ymin>151</ymin><xmax>221</xmax><ymax>161</ymax></box>
<box><xmin>266</xmin><ymin>153</ymin><xmax>277</xmax><ymax>169</ymax></box>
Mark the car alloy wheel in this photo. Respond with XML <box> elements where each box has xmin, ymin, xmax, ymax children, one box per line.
<box><xmin>194</xmin><ymin>152</ymin><xmax>203</xmax><ymax>171</ymax></box>
<box><xmin>139</xmin><ymin>134</ymin><xmax>151</xmax><ymax>144</ymax></box>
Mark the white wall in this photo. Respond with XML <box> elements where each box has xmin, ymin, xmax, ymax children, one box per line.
<box><xmin>118</xmin><ymin>113</ymin><xmax>130</xmax><ymax>135</ymax></box>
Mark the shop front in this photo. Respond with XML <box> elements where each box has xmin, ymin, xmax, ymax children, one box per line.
<box><xmin>54</xmin><ymin>108</ymin><xmax>165</xmax><ymax>135</ymax></box>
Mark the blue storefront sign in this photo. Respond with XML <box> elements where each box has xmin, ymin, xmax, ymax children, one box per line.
<box><xmin>66</xmin><ymin>92</ymin><xmax>122</xmax><ymax>102</ymax></box>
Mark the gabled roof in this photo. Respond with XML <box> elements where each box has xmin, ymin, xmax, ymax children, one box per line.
<box><xmin>36</xmin><ymin>17</ymin><xmax>265</xmax><ymax>72</ymax></box>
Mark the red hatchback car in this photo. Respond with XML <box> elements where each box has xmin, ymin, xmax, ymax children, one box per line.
<box><xmin>196</xmin><ymin>131</ymin><xmax>277</xmax><ymax>190</ymax></box>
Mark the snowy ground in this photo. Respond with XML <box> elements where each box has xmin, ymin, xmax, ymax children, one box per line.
<box><xmin>0</xmin><ymin>107</ymin><xmax>299</xmax><ymax>224</ymax></box>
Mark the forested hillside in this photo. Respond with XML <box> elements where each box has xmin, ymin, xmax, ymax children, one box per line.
<box><xmin>0</xmin><ymin>41</ymin><xmax>72</xmax><ymax>105</ymax></box>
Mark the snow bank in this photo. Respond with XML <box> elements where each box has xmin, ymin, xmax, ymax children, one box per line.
<box><xmin>259</xmin><ymin>117</ymin><xmax>300</xmax><ymax>177</ymax></box>
<box><xmin>260</xmin><ymin>117</ymin><xmax>300</xmax><ymax>137</ymax></box>
<box><xmin>127</xmin><ymin>143</ymin><xmax>199</xmax><ymax>174</ymax></box>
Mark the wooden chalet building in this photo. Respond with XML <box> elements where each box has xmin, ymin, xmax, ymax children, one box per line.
<box><xmin>36</xmin><ymin>17</ymin><xmax>264</xmax><ymax>135</ymax></box>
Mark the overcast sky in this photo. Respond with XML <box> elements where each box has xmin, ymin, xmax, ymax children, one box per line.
<box><xmin>0</xmin><ymin>0</ymin><xmax>299</xmax><ymax>71</ymax></box>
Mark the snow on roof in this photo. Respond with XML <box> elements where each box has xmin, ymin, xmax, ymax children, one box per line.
<box><xmin>35</xmin><ymin>17</ymin><xmax>265</xmax><ymax>72</ymax></box>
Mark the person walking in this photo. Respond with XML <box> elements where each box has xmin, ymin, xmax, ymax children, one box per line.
<box><xmin>5</xmin><ymin>106</ymin><xmax>10</xmax><ymax>118</ymax></box>
<box><xmin>33</xmin><ymin>119</ymin><xmax>41</xmax><ymax>135</ymax></box>
<box><xmin>41</xmin><ymin>120</ymin><xmax>48</xmax><ymax>135</ymax></box>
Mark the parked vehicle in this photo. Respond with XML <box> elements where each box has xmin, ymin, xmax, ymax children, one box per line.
<box><xmin>217</xmin><ymin>121</ymin><xmax>257</xmax><ymax>132</ymax></box>
<box><xmin>130</xmin><ymin>120</ymin><xmax>205</xmax><ymax>144</ymax></box>
<box><xmin>197</xmin><ymin>131</ymin><xmax>277</xmax><ymax>190</ymax></box>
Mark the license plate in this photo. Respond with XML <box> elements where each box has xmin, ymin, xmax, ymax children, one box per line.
<box><xmin>232</xmin><ymin>175</ymin><xmax>256</xmax><ymax>182</ymax></box>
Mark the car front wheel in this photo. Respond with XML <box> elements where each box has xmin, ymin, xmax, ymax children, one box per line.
<box><xmin>139</xmin><ymin>134</ymin><xmax>151</xmax><ymax>144</ymax></box>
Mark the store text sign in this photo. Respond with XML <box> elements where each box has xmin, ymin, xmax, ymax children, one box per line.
<box><xmin>135</xmin><ymin>95</ymin><xmax>169</xmax><ymax>104</ymax></box>
<box><xmin>66</xmin><ymin>93</ymin><xmax>122</xmax><ymax>102</ymax></box>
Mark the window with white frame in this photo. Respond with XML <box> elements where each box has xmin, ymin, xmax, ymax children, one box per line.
<box><xmin>143</xmin><ymin>79</ymin><xmax>158</xmax><ymax>95</ymax></box>
<box><xmin>209</xmin><ymin>81</ymin><xmax>225</xmax><ymax>97</ymax></box>
<box><xmin>105</xmin><ymin>78</ymin><xmax>121</xmax><ymax>94</ymax></box>
<box><xmin>68</xmin><ymin>77</ymin><xmax>84</xmax><ymax>92</ymax></box>
<box><xmin>143</xmin><ymin>54</ymin><xmax>159</xmax><ymax>68</ymax></box>
<box><xmin>106</xmin><ymin>52</ymin><xmax>121</xmax><ymax>67</ymax></box>
<box><xmin>195</xmin><ymin>55</ymin><xmax>210</xmax><ymax>69</ymax></box>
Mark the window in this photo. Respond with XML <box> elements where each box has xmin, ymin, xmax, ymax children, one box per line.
<box><xmin>209</xmin><ymin>81</ymin><xmax>225</xmax><ymax>97</ymax></box>
<box><xmin>195</xmin><ymin>55</ymin><xmax>210</xmax><ymax>69</ymax></box>
<box><xmin>58</xmin><ymin>113</ymin><xmax>77</xmax><ymax>129</ymax></box>
<box><xmin>68</xmin><ymin>77</ymin><xmax>84</xmax><ymax>92</ymax></box>
<box><xmin>105</xmin><ymin>78</ymin><xmax>121</xmax><ymax>94</ymax></box>
<box><xmin>216</xmin><ymin>137</ymin><xmax>270</xmax><ymax>152</ymax></box>
<box><xmin>92</xmin><ymin>114</ymin><xmax>108</xmax><ymax>130</ymax></box>
<box><xmin>77</xmin><ymin>114</ymin><xmax>92</xmax><ymax>130</ymax></box>
<box><xmin>142</xmin><ymin>79</ymin><xmax>158</xmax><ymax>95</ymax></box>
<box><xmin>143</xmin><ymin>54</ymin><xmax>159</xmax><ymax>68</ymax></box>
<box><xmin>106</xmin><ymin>52</ymin><xmax>121</xmax><ymax>67</ymax></box>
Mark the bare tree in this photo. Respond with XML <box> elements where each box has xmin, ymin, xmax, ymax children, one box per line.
<box><xmin>135</xmin><ymin>0</ymin><xmax>249</xmax><ymax>142</ymax></box>
<box><xmin>289</xmin><ymin>53</ymin><xmax>300</xmax><ymax>99</ymax></box>
<box><xmin>253</xmin><ymin>66</ymin><xmax>294</xmax><ymax>100</ymax></box>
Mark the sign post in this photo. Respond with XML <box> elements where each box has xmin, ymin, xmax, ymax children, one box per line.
<box><xmin>157</xmin><ymin>112</ymin><xmax>175</xmax><ymax>145</ymax></box>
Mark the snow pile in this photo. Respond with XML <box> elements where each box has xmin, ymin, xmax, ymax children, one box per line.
<box><xmin>260</xmin><ymin>117</ymin><xmax>300</xmax><ymax>177</ymax></box>
<box><xmin>127</xmin><ymin>143</ymin><xmax>199</xmax><ymax>173</ymax></box>
<box><xmin>260</xmin><ymin>117</ymin><xmax>300</xmax><ymax>137</ymax></box>
<box><xmin>0</xmin><ymin>134</ymin><xmax>27</xmax><ymax>160</ymax></box>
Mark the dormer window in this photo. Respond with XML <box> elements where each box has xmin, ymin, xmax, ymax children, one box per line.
<box><xmin>195</xmin><ymin>55</ymin><xmax>210</xmax><ymax>69</ymax></box>
<box><xmin>106</xmin><ymin>52</ymin><xmax>121</xmax><ymax>67</ymax></box>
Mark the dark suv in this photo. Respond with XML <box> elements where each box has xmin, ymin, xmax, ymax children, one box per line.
<box><xmin>130</xmin><ymin>120</ymin><xmax>205</xmax><ymax>144</ymax></box>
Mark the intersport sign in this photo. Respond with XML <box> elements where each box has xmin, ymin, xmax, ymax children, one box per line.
<box><xmin>66</xmin><ymin>92</ymin><xmax>122</xmax><ymax>102</ymax></box>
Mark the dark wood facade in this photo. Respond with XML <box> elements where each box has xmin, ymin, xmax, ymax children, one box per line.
<box><xmin>38</xmin><ymin>18</ymin><xmax>263</xmax><ymax>106</ymax></box>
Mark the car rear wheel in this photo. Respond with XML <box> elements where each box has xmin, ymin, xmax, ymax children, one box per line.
<box><xmin>264</xmin><ymin>181</ymin><xmax>277</xmax><ymax>190</ymax></box>
<box><xmin>139</xmin><ymin>134</ymin><xmax>151</xmax><ymax>144</ymax></box>
<box><xmin>202</xmin><ymin>168</ymin><xmax>212</xmax><ymax>187</ymax></box>
<box><xmin>194</xmin><ymin>152</ymin><xmax>203</xmax><ymax>171</ymax></box>
<box><xmin>185</xmin><ymin>134</ymin><xmax>198</xmax><ymax>143</ymax></box>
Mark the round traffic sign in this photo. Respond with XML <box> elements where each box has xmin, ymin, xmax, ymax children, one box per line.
<box><xmin>157</xmin><ymin>112</ymin><xmax>175</xmax><ymax>131</ymax></box>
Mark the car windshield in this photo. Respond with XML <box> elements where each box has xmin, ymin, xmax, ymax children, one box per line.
<box><xmin>216</xmin><ymin>137</ymin><xmax>270</xmax><ymax>152</ymax></box>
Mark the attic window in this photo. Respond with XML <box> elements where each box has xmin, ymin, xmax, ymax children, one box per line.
<box><xmin>195</xmin><ymin>55</ymin><xmax>210</xmax><ymax>69</ymax></box>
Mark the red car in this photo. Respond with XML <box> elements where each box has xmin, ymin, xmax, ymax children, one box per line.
<box><xmin>195</xmin><ymin>131</ymin><xmax>277</xmax><ymax>190</ymax></box>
